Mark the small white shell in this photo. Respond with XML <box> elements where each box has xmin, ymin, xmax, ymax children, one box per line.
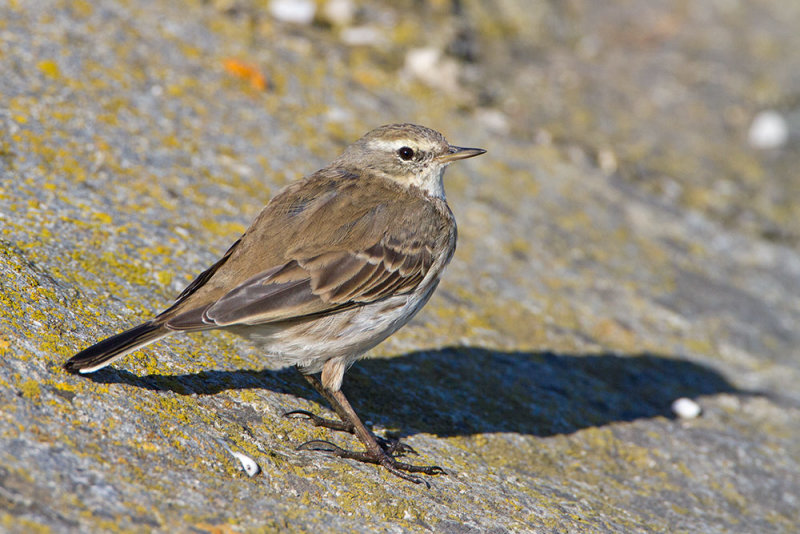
<box><xmin>671</xmin><ymin>397</ymin><xmax>702</xmax><ymax>419</ymax></box>
<box><xmin>231</xmin><ymin>451</ymin><xmax>261</xmax><ymax>477</ymax></box>
<box><xmin>748</xmin><ymin>110</ymin><xmax>788</xmax><ymax>149</ymax></box>
<box><xmin>269</xmin><ymin>0</ymin><xmax>315</xmax><ymax>25</ymax></box>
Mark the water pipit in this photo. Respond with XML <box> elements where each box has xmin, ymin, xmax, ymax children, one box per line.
<box><xmin>64</xmin><ymin>123</ymin><xmax>485</xmax><ymax>485</ymax></box>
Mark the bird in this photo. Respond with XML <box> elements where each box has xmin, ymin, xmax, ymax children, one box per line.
<box><xmin>64</xmin><ymin>123</ymin><xmax>485</xmax><ymax>485</ymax></box>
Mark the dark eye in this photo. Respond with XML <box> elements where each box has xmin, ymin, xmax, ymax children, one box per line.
<box><xmin>398</xmin><ymin>146</ymin><xmax>415</xmax><ymax>161</ymax></box>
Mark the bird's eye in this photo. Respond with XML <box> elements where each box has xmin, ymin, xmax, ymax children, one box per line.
<box><xmin>397</xmin><ymin>146</ymin><xmax>415</xmax><ymax>161</ymax></box>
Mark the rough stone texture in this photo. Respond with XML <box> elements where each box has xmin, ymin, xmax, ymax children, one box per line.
<box><xmin>1</xmin><ymin>0</ymin><xmax>799</xmax><ymax>532</ymax></box>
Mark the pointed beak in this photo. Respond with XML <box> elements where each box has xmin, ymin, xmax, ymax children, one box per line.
<box><xmin>437</xmin><ymin>145</ymin><xmax>487</xmax><ymax>163</ymax></box>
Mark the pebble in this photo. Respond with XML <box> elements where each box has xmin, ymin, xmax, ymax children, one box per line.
<box><xmin>476</xmin><ymin>108</ymin><xmax>510</xmax><ymax>135</ymax></box>
<box><xmin>323</xmin><ymin>0</ymin><xmax>355</xmax><ymax>26</ymax></box>
<box><xmin>747</xmin><ymin>110</ymin><xmax>788</xmax><ymax>149</ymax></box>
<box><xmin>341</xmin><ymin>26</ymin><xmax>383</xmax><ymax>46</ymax></box>
<box><xmin>404</xmin><ymin>47</ymin><xmax>460</xmax><ymax>94</ymax></box>
<box><xmin>231</xmin><ymin>451</ymin><xmax>261</xmax><ymax>477</ymax></box>
<box><xmin>405</xmin><ymin>47</ymin><xmax>440</xmax><ymax>79</ymax></box>
<box><xmin>671</xmin><ymin>397</ymin><xmax>702</xmax><ymax>419</ymax></box>
<box><xmin>269</xmin><ymin>0</ymin><xmax>316</xmax><ymax>25</ymax></box>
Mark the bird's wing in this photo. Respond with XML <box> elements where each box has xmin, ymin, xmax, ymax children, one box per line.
<box><xmin>163</xmin><ymin>174</ymin><xmax>448</xmax><ymax>330</ymax></box>
<box><xmin>197</xmin><ymin>238</ymin><xmax>433</xmax><ymax>327</ymax></box>
<box><xmin>158</xmin><ymin>237</ymin><xmax>242</xmax><ymax>318</ymax></box>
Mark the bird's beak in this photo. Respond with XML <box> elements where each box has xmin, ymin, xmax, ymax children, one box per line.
<box><xmin>437</xmin><ymin>146</ymin><xmax>487</xmax><ymax>163</ymax></box>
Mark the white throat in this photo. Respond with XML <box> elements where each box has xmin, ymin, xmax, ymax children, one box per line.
<box><xmin>365</xmin><ymin>138</ymin><xmax>450</xmax><ymax>199</ymax></box>
<box><xmin>413</xmin><ymin>163</ymin><xmax>447</xmax><ymax>199</ymax></box>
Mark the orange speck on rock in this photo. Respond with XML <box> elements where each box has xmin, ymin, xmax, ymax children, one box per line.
<box><xmin>223</xmin><ymin>59</ymin><xmax>268</xmax><ymax>91</ymax></box>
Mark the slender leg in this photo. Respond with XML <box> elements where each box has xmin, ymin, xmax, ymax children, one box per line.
<box><xmin>285</xmin><ymin>373</ymin><xmax>416</xmax><ymax>455</ymax></box>
<box><xmin>291</xmin><ymin>374</ymin><xmax>355</xmax><ymax>432</ymax></box>
<box><xmin>287</xmin><ymin>371</ymin><xmax>446</xmax><ymax>486</ymax></box>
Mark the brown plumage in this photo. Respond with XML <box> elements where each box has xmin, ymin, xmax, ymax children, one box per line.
<box><xmin>64</xmin><ymin>123</ymin><xmax>485</xmax><ymax>485</ymax></box>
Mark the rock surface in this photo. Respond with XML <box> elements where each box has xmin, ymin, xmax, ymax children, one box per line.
<box><xmin>1</xmin><ymin>0</ymin><xmax>799</xmax><ymax>532</ymax></box>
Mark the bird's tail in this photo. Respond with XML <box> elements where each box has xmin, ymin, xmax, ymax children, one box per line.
<box><xmin>63</xmin><ymin>321</ymin><xmax>170</xmax><ymax>374</ymax></box>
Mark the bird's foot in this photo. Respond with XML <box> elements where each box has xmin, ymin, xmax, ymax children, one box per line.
<box><xmin>284</xmin><ymin>409</ymin><xmax>417</xmax><ymax>455</ymax></box>
<box><xmin>296</xmin><ymin>439</ymin><xmax>446</xmax><ymax>487</ymax></box>
<box><xmin>284</xmin><ymin>409</ymin><xmax>352</xmax><ymax>432</ymax></box>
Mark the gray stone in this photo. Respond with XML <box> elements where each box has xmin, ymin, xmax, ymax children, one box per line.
<box><xmin>1</xmin><ymin>0</ymin><xmax>799</xmax><ymax>532</ymax></box>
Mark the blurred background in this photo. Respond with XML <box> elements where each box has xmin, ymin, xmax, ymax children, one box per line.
<box><xmin>1</xmin><ymin>1</ymin><xmax>799</xmax><ymax>532</ymax></box>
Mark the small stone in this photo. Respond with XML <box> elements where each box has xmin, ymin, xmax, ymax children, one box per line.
<box><xmin>405</xmin><ymin>47</ymin><xmax>440</xmax><ymax>79</ymax></box>
<box><xmin>748</xmin><ymin>110</ymin><xmax>788</xmax><ymax>149</ymax></box>
<box><xmin>269</xmin><ymin>0</ymin><xmax>316</xmax><ymax>25</ymax></box>
<box><xmin>596</xmin><ymin>148</ymin><xmax>618</xmax><ymax>174</ymax></box>
<box><xmin>476</xmin><ymin>108</ymin><xmax>510</xmax><ymax>135</ymax></box>
<box><xmin>323</xmin><ymin>0</ymin><xmax>355</xmax><ymax>26</ymax></box>
<box><xmin>231</xmin><ymin>451</ymin><xmax>261</xmax><ymax>477</ymax></box>
<box><xmin>404</xmin><ymin>47</ymin><xmax>461</xmax><ymax>94</ymax></box>
<box><xmin>671</xmin><ymin>397</ymin><xmax>702</xmax><ymax>419</ymax></box>
<box><xmin>341</xmin><ymin>26</ymin><xmax>383</xmax><ymax>46</ymax></box>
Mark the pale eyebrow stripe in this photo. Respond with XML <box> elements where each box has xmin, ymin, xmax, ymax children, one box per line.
<box><xmin>366</xmin><ymin>139</ymin><xmax>413</xmax><ymax>151</ymax></box>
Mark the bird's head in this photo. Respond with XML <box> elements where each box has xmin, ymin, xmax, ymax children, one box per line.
<box><xmin>335</xmin><ymin>123</ymin><xmax>485</xmax><ymax>198</ymax></box>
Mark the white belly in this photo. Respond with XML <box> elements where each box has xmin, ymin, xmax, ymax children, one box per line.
<box><xmin>228</xmin><ymin>278</ymin><xmax>440</xmax><ymax>374</ymax></box>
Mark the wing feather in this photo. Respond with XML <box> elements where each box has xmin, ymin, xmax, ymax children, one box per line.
<box><xmin>160</xmin><ymin>171</ymin><xmax>454</xmax><ymax>332</ymax></box>
<box><xmin>169</xmin><ymin>239</ymin><xmax>435</xmax><ymax>329</ymax></box>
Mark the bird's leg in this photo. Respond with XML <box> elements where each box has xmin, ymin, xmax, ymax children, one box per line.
<box><xmin>285</xmin><ymin>373</ymin><xmax>416</xmax><ymax>455</ymax></box>
<box><xmin>287</xmin><ymin>371</ymin><xmax>445</xmax><ymax>486</ymax></box>
<box><xmin>284</xmin><ymin>373</ymin><xmax>355</xmax><ymax>432</ymax></box>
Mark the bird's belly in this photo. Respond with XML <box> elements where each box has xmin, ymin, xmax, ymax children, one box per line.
<box><xmin>228</xmin><ymin>287</ymin><xmax>435</xmax><ymax>373</ymax></box>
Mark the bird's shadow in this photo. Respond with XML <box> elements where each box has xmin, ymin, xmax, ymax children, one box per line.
<box><xmin>82</xmin><ymin>347</ymin><xmax>750</xmax><ymax>438</ymax></box>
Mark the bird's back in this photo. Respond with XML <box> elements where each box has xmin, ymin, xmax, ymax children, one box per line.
<box><xmin>158</xmin><ymin>167</ymin><xmax>456</xmax><ymax>330</ymax></box>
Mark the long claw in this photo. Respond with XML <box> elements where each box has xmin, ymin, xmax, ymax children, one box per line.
<box><xmin>292</xmin><ymin>371</ymin><xmax>446</xmax><ymax>486</ymax></box>
<box><xmin>382</xmin><ymin>465</ymin><xmax>430</xmax><ymax>488</ymax></box>
<box><xmin>296</xmin><ymin>438</ymin><xmax>446</xmax><ymax>486</ymax></box>
<box><xmin>283</xmin><ymin>409</ymin><xmax>316</xmax><ymax>420</ymax></box>
<box><xmin>296</xmin><ymin>439</ymin><xmax>346</xmax><ymax>453</ymax></box>
<box><xmin>286</xmin><ymin>410</ymin><xmax>416</xmax><ymax>456</ymax></box>
<box><xmin>283</xmin><ymin>409</ymin><xmax>353</xmax><ymax>432</ymax></box>
<box><xmin>376</xmin><ymin>436</ymin><xmax>418</xmax><ymax>456</ymax></box>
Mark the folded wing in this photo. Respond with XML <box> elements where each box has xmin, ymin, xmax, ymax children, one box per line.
<box><xmin>160</xmin><ymin>170</ymin><xmax>450</xmax><ymax>332</ymax></box>
<box><xmin>165</xmin><ymin>236</ymin><xmax>434</xmax><ymax>329</ymax></box>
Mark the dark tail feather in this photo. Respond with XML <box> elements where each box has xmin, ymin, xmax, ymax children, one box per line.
<box><xmin>64</xmin><ymin>321</ymin><xmax>169</xmax><ymax>374</ymax></box>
